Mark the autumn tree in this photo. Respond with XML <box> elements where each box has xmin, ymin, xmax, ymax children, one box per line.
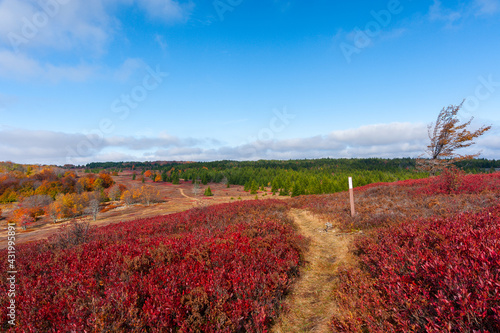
<box><xmin>417</xmin><ymin>101</ymin><xmax>491</xmax><ymax>175</ymax></box>
<box><xmin>47</xmin><ymin>201</ymin><xmax>62</xmax><ymax>223</ymax></box>
<box><xmin>109</xmin><ymin>184</ymin><xmax>127</xmax><ymax>201</ymax></box>
<box><xmin>0</xmin><ymin>188</ymin><xmax>17</xmax><ymax>203</ymax></box>
<box><xmin>121</xmin><ymin>190</ymin><xmax>134</xmax><ymax>206</ymax></box>
<box><xmin>12</xmin><ymin>208</ymin><xmax>35</xmax><ymax>230</ymax></box>
<box><xmin>77</xmin><ymin>175</ymin><xmax>95</xmax><ymax>192</ymax></box>
<box><xmin>98</xmin><ymin>172</ymin><xmax>115</xmax><ymax>188</ymax></box>
<box><xmin>21</xmin><ymin>194</ymin><xmax>52</xmax><ymax>218</ymax></box>
<box><xmin>140</xmin><ymin>185</ymin><xmax>161</xmax><ymax>206</ymax></box>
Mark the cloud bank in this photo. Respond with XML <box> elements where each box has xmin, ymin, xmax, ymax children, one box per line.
<box><xmin>2</xmin><ymin>122</ymin><xmax>498</xmax><ymax>165</ymax></box>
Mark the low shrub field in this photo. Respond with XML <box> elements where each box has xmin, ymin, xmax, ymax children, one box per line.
<box><xmin>0</xmin><ymin>200</ymin><xmax>306</xmax><ymax>332</ymax></box>
<box><xmin>3</xmin><ymin>170</ymin><xmax>499</xmax><ymax>332</ymax></box>
<box><xmin>330</xmin><ymin>204</ymin><xmax>500</xmax><ymax>332</ymax></box>
<box><xmin>290</xmin><ymin>171</ymin><xmax>500</xmax><ymax>231</ymax></box>
<box><xmin>290</xmin><ymin>171</ymin><xmax>500</xmax><ymax>332</ymax></box>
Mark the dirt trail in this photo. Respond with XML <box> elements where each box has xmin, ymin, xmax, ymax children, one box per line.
<box><xmin>179</xmin><ymin>188</ymin><xmax>200</xmax><ymax>202</ymax></box>
<box><xmin>272</xmin><ymin>209</ymin><xmax>356</xmax><ymax>333</ymax></box>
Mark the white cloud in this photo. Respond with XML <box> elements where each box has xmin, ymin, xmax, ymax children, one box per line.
<box><xmin>0</xmin><ymin>50</ymin><xmax>39</xmax><ymax>76</ymax></box>
<box><xmin>428</xmin><ymin>0</ymin><xmax>500</xmax><ymax>27</ymax></box>
<box><xmin>0</xmin><ymin>0</ymin><xmax>192</xmax><ymax>80</ymax></box>
<box><xmin>2</xmin><ymin>123</ymin><xmax>497</xmax><ymax>165</ymax></box>
<box><xmin>0</xmin><ymin>50</ymin><xmax>96</xmax><ymax>81</ymax></box>
<box><xmin>0</xmin><ymin>0</ymin><xmax>112</xmax><ymax>54</ymax></box>
<box><xmin>139</xmin><ymin>0</ymin><xmax>194</xmax><ymax>23</ymax></box>
<box><xmin>429</xmin><ymin>0</ymin><xmax>462</xmax><ymax>26</ymax></box>
<box><xmin>328</xmin><ymin>122</ymin><xmax>427</xmax><ymax>146</ymax></box>
<box><xmin>334</xmin><ymin>15</ymin><xmax>408</xmax><ymax>58</ymax></box>
<box><xmin>0</xmin><ymin>50</ymin><xmax>150</xmax><ymax>82</ymax></box>
<box><xmin>113</xmin><ymin>58</ymin><xmax>147</xmax><ymax>82</ymax></box>
<box><xmin>474</xmin><ymin>0</ymin><xmax>500</xmax><ymax>15</ymax></box>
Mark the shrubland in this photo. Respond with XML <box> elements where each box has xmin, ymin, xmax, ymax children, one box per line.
<box><xmin>291</xmin><ymin>170</ymin><xmax>500</xmax><ymax>332</ymax></box>
<box><xmin>2</xmin><ymin>159</ymin><xmax>500</xmax><ymax>332</ymax></box>
<box><xmin>0</xmin><ymin>200</ymin><xmax>306</xmax><ymax>332</ymax></box>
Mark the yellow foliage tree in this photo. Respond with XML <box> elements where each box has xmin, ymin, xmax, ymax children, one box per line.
<box><xmin>121</xmin><ymin>190</ymin><xmax>134</xmax><ymax>206</ymax></box>
<box><xmin>140</xmin><ymin>185</ymin><xmax>161</xmax><ymax>206</ymax></box>
<box><xmin>417</xmin><ymin>101</ymin><xmax>491</xmax><ymax>175</ymax></box>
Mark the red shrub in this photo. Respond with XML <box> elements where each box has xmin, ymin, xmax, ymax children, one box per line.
<box><xmin>331</xmin><ymin>205</ymin><xmax>500</xmax><ymax>332</ymax></box>
<box><xmin>416</xmin><ymin>170</ymin><xmax>500</xmax><ymax>195</ymax></box>
<box><xmin>0</xmin><ymin>200</ymin><xmax>306</xmax><ymax>332</ymax></box>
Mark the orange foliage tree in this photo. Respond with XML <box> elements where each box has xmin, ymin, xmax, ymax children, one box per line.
<box><xmin>98</xmin><ymin>172</ymin><xmax>115</xmax><ymax>188</ymax></box>
<box><xmin>12</xmin><ymin>208</ymin><xmax>35</xmax><ymax>230</ymax></box>
<box><xmin>20</xmin><ymin>194</ymin><xmax>52</xmax><ymax>219</ymax></box>
<box><xmin>417</xmin><ymin>101</ymin><xmax>491</xmax><ymax>175</ymax></box>
<box><xmin>48</xmin><ymin>192</ymin><xmax>102</xmax><ymax>221</ymax></box>
<box><xmin>48</xmin><ymin>201</ymin><xmax>63</xmax><ymax>223</ymax></box>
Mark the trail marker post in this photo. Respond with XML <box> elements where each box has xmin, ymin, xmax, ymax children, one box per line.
<box><xmin>348</xmin><ymin>177</ymin><xmax>355</xmax><ymax>216</ymax></box>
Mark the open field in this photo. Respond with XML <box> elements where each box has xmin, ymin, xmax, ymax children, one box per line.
<box><xmin>0</xmin><ymin>170</ymin><xmax>285</xmax><ymax>248</ymax></box>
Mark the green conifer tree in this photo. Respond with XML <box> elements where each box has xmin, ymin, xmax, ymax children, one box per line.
<box><xmin>204</xmin><ymin>186</ymin><xmax>213</xmax><ymax>196</ymax></box>
<box><xmin>250</xmin><ymin>180</ymin><xmax>258</xmax><ymax>194</ymax></box>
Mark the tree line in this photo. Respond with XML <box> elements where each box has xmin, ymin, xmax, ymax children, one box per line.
<box><xmin>96</xmin><ymin>158</ymin><xmax>500</xmax><ymax>197</ymax></box>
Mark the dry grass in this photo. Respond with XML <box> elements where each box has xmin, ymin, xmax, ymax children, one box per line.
<box><xmin>271</xmin><ymin>209</ymin><xmax>358</xmax><ymax>333</ymax></box>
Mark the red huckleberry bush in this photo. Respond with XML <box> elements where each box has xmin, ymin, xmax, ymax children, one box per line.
<box><xmin>330</xmin><ymin>204</ymin><xmax>500</xmax><ymax>332</ymax></box>
<box><xmin>0</xmin><ymin>200</ymin><xmax>306</xmax><ymax>332</ymax></box>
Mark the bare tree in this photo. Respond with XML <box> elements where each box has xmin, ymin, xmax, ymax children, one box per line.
<box><xmin>417</xmin><ymin>101</ymin><xmax>491</xmax><ymax>175</ymax></box>
<box><xmin>85</xmin><ymin>199</ymin><xmax>100</xmax><ymax>221</ymax></box>
<box><xmin>50</xmin><ymin>219</ymin><xmax>93</xmax><ymax>250</ymax></box>
<box><xmin>192</xmin><ymin>179</ymin><xmax>200</xmax><ymax>196</ymax></box>
<box><xmin>21</xmin><ymin>194</ymin><xmax>52</xmax><ymax>209</ymax></box>
<box><xmin>108</xmin><ymin>185</ymin><xmax>122</xmax><ymax>201</ymax></box>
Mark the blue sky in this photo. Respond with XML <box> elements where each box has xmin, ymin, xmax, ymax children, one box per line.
<box><xmin>0</xmin><ymin>0</ymin><xmax>499</xmax><ymax>165</ymax></box>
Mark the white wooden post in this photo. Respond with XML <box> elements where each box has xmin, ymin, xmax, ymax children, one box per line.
<box><xmin>348</xmin><ymin>177</ymin><xmax>355</xmax><ymax>216</ymax></box>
